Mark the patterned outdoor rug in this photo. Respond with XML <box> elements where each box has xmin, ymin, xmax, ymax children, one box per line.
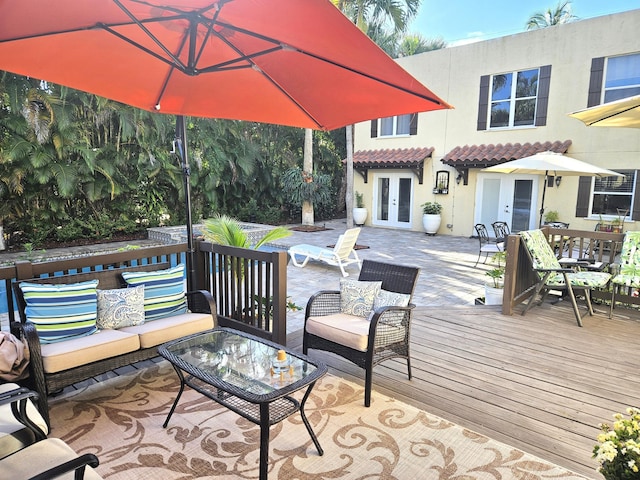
<box><xmin>49</xmin><ymin>362</ymin><xmax>589</xmax><ymax>480</ymax></box>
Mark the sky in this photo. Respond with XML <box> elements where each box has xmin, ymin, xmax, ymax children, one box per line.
<box><xmin>412</xmin><ymin>0</ymin><xmax>640</xmax><ymax>47</ymax></box>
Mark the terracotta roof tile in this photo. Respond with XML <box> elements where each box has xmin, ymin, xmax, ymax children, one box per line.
<box><xmin>349</xmin><ymin>147</ymin><xmax>434</xmax><ymax>167</ymax></box>
<box><xmin>441</xmin><ymin>140</ymin><xmax>572</xmax><ymax>168</ymax></box>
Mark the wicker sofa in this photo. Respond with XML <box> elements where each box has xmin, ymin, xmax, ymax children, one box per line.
<box><xmin>11</xmin><ymin>262</ymin><xmax>216</xmax><ymax>426</ymax></box>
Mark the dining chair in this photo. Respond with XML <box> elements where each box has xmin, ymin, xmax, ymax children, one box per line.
<box><xmin>474</xmin><ymin>224</ymin><xmax>503</xmax><ymax>267</ymax></box>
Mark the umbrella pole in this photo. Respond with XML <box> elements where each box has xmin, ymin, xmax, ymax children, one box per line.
<box><xmin>175</xmin><ymin>115</ymin><xmax>197</xmax><ymax>292</ymax></box>
<box><xmin>539</xmin><ymin>170</ymin><xmax>549</xmax><ymax>227</ymax></box>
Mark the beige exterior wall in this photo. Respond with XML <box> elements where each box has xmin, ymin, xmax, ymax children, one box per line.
<box><xmin>353</xmin><ymin>10</ymin><xmax>640</xmax><ymax>236</ymax></box>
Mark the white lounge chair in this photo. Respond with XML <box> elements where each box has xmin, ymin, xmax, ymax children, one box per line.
<box><xmin>289</xmin><ymin>227</ymin><xmax>362</xmax><ymax>277</ymax></box>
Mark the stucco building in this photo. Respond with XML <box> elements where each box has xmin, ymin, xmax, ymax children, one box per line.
<box><xmin>352</xmin><ymin>9</ymin><xmax>640</xmax><ymax>237</ymax></box>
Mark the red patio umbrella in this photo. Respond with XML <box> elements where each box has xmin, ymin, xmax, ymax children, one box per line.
<box><xmin>0</xmin><ymin>0</ymin><xmax>451</xmax><ymax>288</ymax></box>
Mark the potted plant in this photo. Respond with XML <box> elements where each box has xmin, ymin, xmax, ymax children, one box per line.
<box><xmin>484</xmin><ymin>251</ymin><xmax>505</xmax><ymax>305</ymax></box>
<box><xmin>353</xmin><ymin>191</ymin><xmax>368</xmax><ymax>226</ymax></box>
<box><xmin>593</xmin><ymin>407</ymin><xmax>640</xmax><ymax>479</ymax></box>
<box><xmin>543</xmin><ymin>210</ymin><xmax>560</xmax><ymax>224</ymax></box>
<box><xmin>421</xmin><ymin>201</ymin><xmax>442</xmax><ymax>235</ymax></box>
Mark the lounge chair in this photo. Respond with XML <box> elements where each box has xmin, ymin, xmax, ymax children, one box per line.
<box><xmin>289</xmin><ymin>227</ymin><xmax>362</xmax><ymax>277</ymax></box>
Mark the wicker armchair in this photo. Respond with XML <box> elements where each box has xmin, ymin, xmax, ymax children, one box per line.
<box><xmin>303</xmin><ymin>260</ymin><xmax>420</xmax><ymax>407</ymax></box>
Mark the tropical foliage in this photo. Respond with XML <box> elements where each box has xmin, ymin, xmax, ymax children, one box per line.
<box><xmin>0</xmin><ymin>71</ymin><xmax>345</xmax><ymax>248</ymax></box>
<box><xmin>526</xmin><ymin>1</ymin><xmax>577</xmax><ymax>30</ymax></box>
<box><xmin>201</xmin><ymin>214</ymin><xmax>291</xmax><ymax>249</ymax></box>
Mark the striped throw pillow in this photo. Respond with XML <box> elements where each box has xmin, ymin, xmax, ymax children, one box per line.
<box><xmin>20</xmin><ymin>280</ymin><xmax>99</xmax><ymax>343</ymax></box>
<box><xmin>121</xmin><ymin>264</ymin><xmax>188</xmax><ymax>321</ymax></box>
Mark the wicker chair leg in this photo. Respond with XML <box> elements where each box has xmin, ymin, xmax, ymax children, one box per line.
<box><xmin>364</xmin><ymin>366</ymin><xmax>372</xmax><ymax>407</ymax></box>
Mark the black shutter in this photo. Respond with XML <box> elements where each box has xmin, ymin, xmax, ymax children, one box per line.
<box><xmin>535</xmin><ymin>65</ymin><xmax>551</xmax><ymax>126</ymax></box>
<box><xmin>587</xmin><ymin>57</ymin><xmax>605</xmax><ymax>107</ymax></box>
<box><xmin>370</xmin><ymin>120</ymin><xmax>378</xmax><ymax>138</ymax></box>
<box><xmin>477</xmin><ymin>75</ymin><xmax>490</xmax><ymax>131</ymax></box>
<box><xmin>632</xmin><ymin>170</ymin><xmax>640</xmax><ymax>221</ymax></box>
<box><xmin>575</xmin><ymin>176</ymin><xmax>592</xmax><ymax>217</ymax></box>
<box><xmin>409</xmin><ymin>113</ymin><xmax>418</xmax><ymax>135</ymax></box>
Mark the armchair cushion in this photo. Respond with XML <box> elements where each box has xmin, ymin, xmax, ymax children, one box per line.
<box><xmin>122</xmin><ymin>264</ymin><xmax>188</xmax><ymax>321</ymax></box>
<box><xmin>96</xmin><ymin>285</ymin><xmax>145</xmax><ymax>329</ymax></box>
<box><xmin>306</xmin><ymin>313</ymin><xmax>370</xmax><ymax>351</ymax></box>
<box><xmin>339</xmin><ymin>280</ymin><xmax>382</xmax><ymax>317</ymax></box>
<box><xmin>373</xmin><ymin>289</ymin><xmax>411</xmax><ymax>309</ymax></box>
<box><xmin>20</xmin><ymin>280</ymin><xmax>99</xmax><ymax>343</ymax></box>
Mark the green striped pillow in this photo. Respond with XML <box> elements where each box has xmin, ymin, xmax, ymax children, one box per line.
<box><xmin>121</xmin><ymin>264</ymin><xmax>188</xmax><ymax>321</ymax></box>
<box><xmin>20</xmin><ymin>280</ymin><xmax>99</xmax><ymax>343</ymax></box>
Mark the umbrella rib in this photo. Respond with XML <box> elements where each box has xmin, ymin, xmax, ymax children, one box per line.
<box><xmin>212</xmin><ymin>20</ymin><xmax>447</xmax><ymax>106</ymax></box>
<box><xmin>588</xmin><ymin>105</ymin><xmax>639</xmax><ymax>126</ymax></box>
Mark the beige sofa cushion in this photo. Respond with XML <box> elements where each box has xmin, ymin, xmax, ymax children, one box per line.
<box><xmin>306</xmin><ymin>313</ymin><xmax>371</xmax><ymax>352</ymax></box>
<box><xmin>119</xmin><ymin>312</ymin><xmax>214</xmax><ymax>348</ymax></box>
<box><xmin>40</xmin><ymin>330</ymin><xmax>140</xmax><ymax>374</ymax></box>
<box><xmin>1</xmin><ymin>437</ymin><xmax>103</xmax><ymax>479</ymax></box>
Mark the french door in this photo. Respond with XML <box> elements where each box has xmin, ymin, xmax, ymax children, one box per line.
<box><xmin>372</xmin><ymin>172</ymin><xmax>414</xmax><ymax>228</ymax></box>
<box><xmin>475</xmin><ymin>173</ymin><xmax>538</xmax><ymax>234</ymax></box>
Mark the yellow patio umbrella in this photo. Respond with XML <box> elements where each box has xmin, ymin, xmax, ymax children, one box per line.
<box><xmin>569</xmin><ymin>95</ymin><xmax>640</xmax><ymax>128</ymax></box>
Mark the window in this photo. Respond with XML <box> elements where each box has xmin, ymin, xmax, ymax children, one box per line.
<box><xmin>370</xmin><ymin>114</ymin><xmax>418</xmax><ymax>138</ymax></box>
<box><xmin>603</xmin><ymin>52</ymin><xmax>640</xmax><ymax>103</ymax></box>
<box><xmin>478</xmin><ymin>66</ymin><xmax>550</xmax><ymax>131</ymax></box>
<box><xmin>379</xmin><ymin>114</ymin><xmax>411</xmax><ymax>136</ymax></box>
<box><xmin>591</xmin><ymin>170</ymin><xmax>636</xmax><ymax>217</ymax></box>
<box><xmin>489</xmin><ymin>69</ymin><xmax>539</xmax><ymax>128</ymax></box>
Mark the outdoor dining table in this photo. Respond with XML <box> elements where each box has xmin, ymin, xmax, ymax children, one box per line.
<box><xmin>158</xmin><ymin>327</ymin><xmax>328</xmax><ymax>480</ymax></box>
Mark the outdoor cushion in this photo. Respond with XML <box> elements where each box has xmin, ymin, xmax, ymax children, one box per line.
<box><xmin>119</xmin><ymin>312</ymin><xmax>214</xmax><ymax>349</ymax></box>
<box><xmin>20</xmin><ymin>280</ymin><xmax>99</xmax><ymax>343</ymax></box>
<box><xmin>611</xmin><ymin>231</ymin><xmax>640</xmax><ymax>288</ymax></box>
<box><xmin>122</xmin><ymin>264</ymin><xmax>188</xmax><ymax>321</ymax></box>
<box><xmin>306</xmin><ymin>313</ymin><xmax>371</xmax><ymax>351</ymax></box>
<box><xmin>40</xmin><ymin>329</ymin><xmax>140</xmax><ymax>374</ymax></box>
<box><xmin>0</xmin><ymin>437</ymin><xmax>103</xmax><ymax>480</ymax></box>
<box><xmin>96</xmin><ymin>285</ymin><xmax>145</xmax><ymax>329</ymax></box>
<box><xmin>373</xmin><ymin>289</ymin><xmax>411</xmax><ymax>309</ymax></box>
<box><xmin>306</xmin><ymin>312</ymin><xmax>405</xmax><ymax>352</ymax></box>
<box><xmin>0</xmin><ymin>383</ymin><xmax>48</xmax><ymax>460</ymax></box>
<box><xmin>340</xmin><ymin>280</ymin><xmax>382</xmax><ymax>317</ymax></box>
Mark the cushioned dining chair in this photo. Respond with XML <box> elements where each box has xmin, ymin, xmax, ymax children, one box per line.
<box><xmin>303</xmin><ymin>260</ymin><xmax>420</xmax><ymax>407</ymax></box>
<box><xmin>609</xmin><ymin>231</ymin><xmax>640</xmax><ymax>318</ymax></box>
<box><xmin>474</xmin><ymin>224</ymin><xmax>503</xmax><ymax>267</ymax></box>
<box><xmin>519</xmin><ymin>229</ymin><xmax>611</xmax><ymax>326</ymax></box>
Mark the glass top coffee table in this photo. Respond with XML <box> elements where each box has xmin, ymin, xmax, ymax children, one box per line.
<box><xmin>158</xmin><ymin>327</ymin><xmax>328</xmax><ymax>480</ymax></box>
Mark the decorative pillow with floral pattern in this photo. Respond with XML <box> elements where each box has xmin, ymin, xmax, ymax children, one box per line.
<box><xmin>340</xmin><ymin>280</ymin><xmax>382</xmax><ymax>317</ymax></box>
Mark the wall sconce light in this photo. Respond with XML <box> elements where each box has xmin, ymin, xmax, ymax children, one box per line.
<box><xmin>456</xmin><ymin>174</ymin><xmax>463</xmax><ymax>185</ymax></box>
<box><xmin>555</xmin><ymin>176</ymin><xmax>562</xmax><ymax>187</ymax></box>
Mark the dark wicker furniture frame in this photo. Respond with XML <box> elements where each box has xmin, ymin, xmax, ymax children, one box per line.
<box><xmin>159</xmin><ymin>327</ymin><xmax>327</xmax><ymax>480</ymax></box>
<box><xmin>11</xmin><ymin>263</ymin><xmax>216</xmax><ymax>427</ymax></box>
<box><xmin>302</xmin><ymin>259</ymin><xmax>420</xmax><ymax>407</ymax></box>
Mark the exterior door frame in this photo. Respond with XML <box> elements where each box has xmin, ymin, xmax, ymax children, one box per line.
<box><xmin>475</xmin><ymin>172</ymin><xmax>539</xmax><ymax>233</ymax></box>
<box><xmin>372</xmin><ymin>171</ymin><xmax>414</xmax><ymax>229</ymax></box>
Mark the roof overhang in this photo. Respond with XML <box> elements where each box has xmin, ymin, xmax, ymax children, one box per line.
<box><xmin>347</xmin><ymin>147</ymin><xmax>434</xmax><ymax>184</ymax></box>
<box><xmin>440</xmin><ymin>140</ymin><xmax>572</xmax><ymax>185</ymax></box>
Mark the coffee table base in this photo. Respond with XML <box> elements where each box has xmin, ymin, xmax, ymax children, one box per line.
<box><xmin>163</xmin><ymin>365</ymin><xmax>324</xmax><ymax>480</ymax></box>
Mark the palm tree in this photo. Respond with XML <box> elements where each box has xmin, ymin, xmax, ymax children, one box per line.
<box><xmin>526</xmin><ymin>1</ymin><xmax>577</xmax><ymax>30</ymax></box>
<box><xmin>334</xmin><ymin>0</ymin><xmax>420</xmax><ymax>227</ymax></box>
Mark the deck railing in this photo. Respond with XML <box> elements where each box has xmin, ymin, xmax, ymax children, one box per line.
<box><xmin>502</xmin><ymin>227</ymin><xmax>624</xmax><ymax>315</ymax></box>
<box><xmin>1</xmin><ymin>241</ymin><xmax>288</xmax><ymax>345</ymax></box>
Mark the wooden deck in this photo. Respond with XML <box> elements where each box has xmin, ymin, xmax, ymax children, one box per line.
<box><xmin>288</xmin><ymin>301</ymin><xmax>640</xmax><ymax>479</ymax></box>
